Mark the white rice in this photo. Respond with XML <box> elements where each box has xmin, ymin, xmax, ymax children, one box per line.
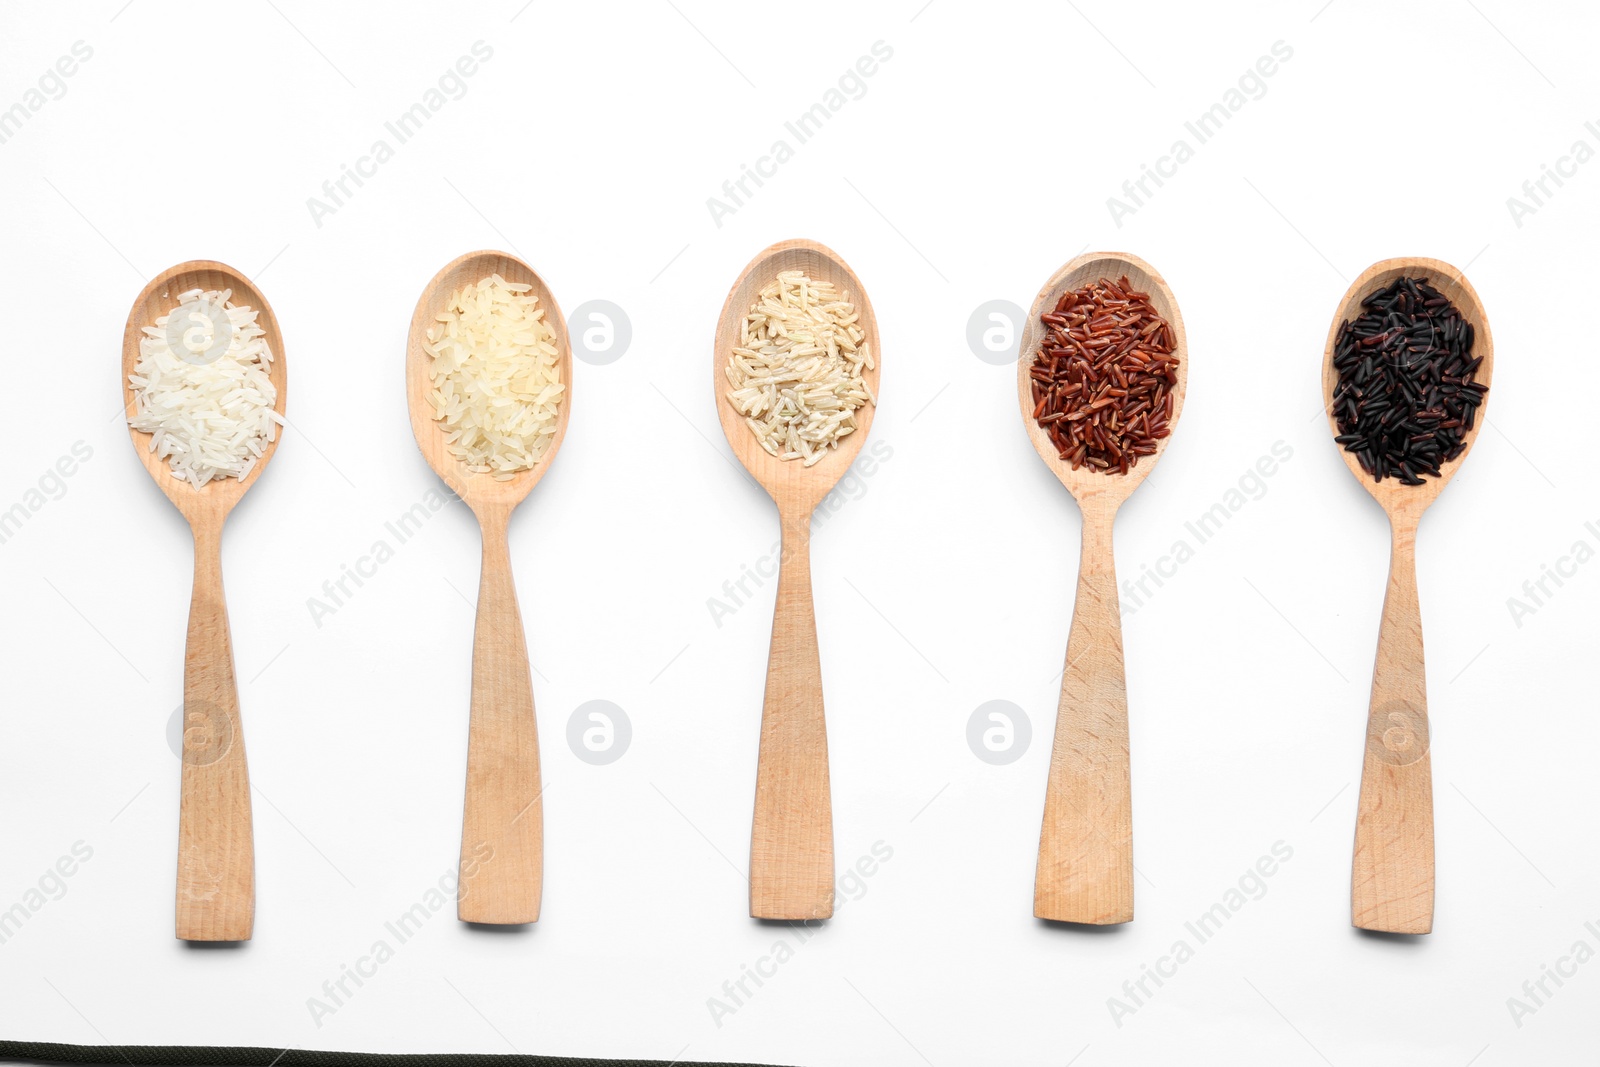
<box><xmin>127</xmin><ymin>288</ymin><xmax>283</xmax><ymax>489</ymax></box>
<box><xmin>723</xmin><ymin>270</ymin><xmax>874</xmax><ymax>466</ymax></box>
<box><xmin>425</xmin><ymin>273</ymin><xmax>563</xmax><ymax>480</ymax></box>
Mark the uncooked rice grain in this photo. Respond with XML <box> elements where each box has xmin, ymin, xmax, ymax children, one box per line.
<box><xmin>1029</xmin><ymin>275</ymin><xmax>1178</xmax><ymax>474</ymax></box>
<box><xmin>1330</xmin><ymin>276</ymin><xmax>1485</xmax><ymax>485</ymax></box>
<box><xmin>723</xmin><ymin>270</ymin><xmax>874</xmax><ymax>466</ymax></box>
<box><xmin>127</xmin><ymin>288</ymin><xmax>283</xmax><ymax>490</ymax></box>
<box><xmin>425</xmin><ymin>274</ymin><xmax>564</xmax><ymax>480</ymax></box>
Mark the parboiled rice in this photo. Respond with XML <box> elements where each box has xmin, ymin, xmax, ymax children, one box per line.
<box><xmin>425</xmin><ymin>274</ymin><xmax>563</xmax><ymax>480</ymax></box>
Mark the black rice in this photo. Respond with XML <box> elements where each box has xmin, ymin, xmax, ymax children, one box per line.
<box><xmin>1330</xmin><ymin>277</ymin><xmax>1486</xmax><ymax>485</ymax></box>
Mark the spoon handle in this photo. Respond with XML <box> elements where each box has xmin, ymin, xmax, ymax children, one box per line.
<box><xmin>176</xmin><ymin>523</ymin><xmax>254</xmax><ymax>941</ymax></box>
<box><xmin>750</xmin><ymin>515</ymin><xmax>833</xmax><ymax>920</ymax></box>
<box><xmin>458</xmin><ymin>510</ymin><xmax>542</xmax><ymax>924</ymax></box>
<box><xmin>1352</xmin><ymin>520</ymin><xmax>1434</xmax><ymax>934</ymax></box>
<box><xmin>1035</xmin><ymin>502</ymin><xmax>1133</xmax><ymax>924</ymax></box>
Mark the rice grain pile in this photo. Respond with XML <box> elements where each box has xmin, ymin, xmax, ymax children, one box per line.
<box><xmin>1029</xmin><ymin>275</ymin><xmax>1178</xmax><ymax>474</ymax></box>
<box><xmin>127</xmin><ymin>288</ymin><xmax>282</xmax><ymax>489</ymax></box>
<box><xmin>1331</xmin><ymin>277</ymin><xmax>1486</xmax><ymax>484</ymax></box>
<box><xmin>425</xmin><ymin>274</ymin><xmax>564</xmax><ymax>479</ymax></box>
<box><xmin>724</xmin><ymin>270</ymin><xmax>874</xmax><ymax>466</ymax></box>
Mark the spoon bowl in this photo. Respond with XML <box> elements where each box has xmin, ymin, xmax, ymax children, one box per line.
<box><xmin>406</xmin><ymin>249</ymin><xmax>572</xmax><ymax>925</ymax></box>
<box><xmin>713</xmin><ymin>238</ymin><xmax>882</xmax><ymax>511</ymax></box>
<box><xmin>712</xmin><ymin>238</ymin><xmax>881</xmax><ymax>920</ymax></box>
<box><xmin>1322</xmin><ymin>256</ymin><xmax>1493</xmax><ymax>935</ymax></box>
<box><xmin>122</xmin><ymin>259</ymin><xmax>288</xmax><ymax>942</ymax></box>
<box><xmin>1017</xmin><ymin>251</ymin><xmax>1187</xmax><ymax>925</ymax></box>
<box><xmin>1321</xmin><ymin>257</ymin><xmax>1494</xmax><ymax>520</ymax></box>
<box><xmin>407</xmin><ymin>250</ymin><xmax>573</xmax><ymax>513</ymax></box>
<box><xmin>123</xmin><ymin>261</ymin><xmax>289</xmax><ymax>518</ymax></box>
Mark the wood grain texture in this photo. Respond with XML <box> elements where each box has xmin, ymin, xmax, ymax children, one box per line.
<box><xmin>712</xmin><ymin>239</ymin><xmax>881</xmax><ymax>921</ymax></box>
<box><xmin>406</xmin><ymin>250</ymin><xmax>571</xmax><ymax>925</ymax></box>
<box><xmin>1353</xmin><ymin>524</ymin><xmax>1433</xmax><ymax>932</ymax></box>
<box><xmin>122</xmin><ymin>261</ymin><xmax>288</xmax><ymax>942</ymax></box>
<box><xmin>1322</xmin><ymin>257</ymin><xmax>1494</xmax><ymax>935</ymax></box>
<box><xmin>1018</xmin><ymin>252</ymin><xmax>1187</xmax><ymax>925</ymax></box>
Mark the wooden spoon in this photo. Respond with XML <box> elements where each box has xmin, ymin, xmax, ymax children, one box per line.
<box><xmin>713</xmin><ymin>239</ymin><xmax>882</xmax><ymax>920</ymax></box>
<box><xmin>1019</xmin><ymin>251</ymin><xmax>1188</xmax><ymax>925</ymax></box>
<box><xmin>406</xmin><ymin>250</ymin><xmax>572</xmax><ymax>925</ymax></box>
<box><xmin>122</xmin><ymin>260</ymin><xmax>288</xmax><ymax>941</ymax></box>
<box><xmin>1322</xmin><ymin>257</ymin><xmax>1494</xmax><ymax>935</ymax></box>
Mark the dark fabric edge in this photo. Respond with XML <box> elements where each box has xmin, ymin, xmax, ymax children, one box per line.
<box><xmin>0</xmin><ymin>1042</ymin><xmax>787</xmax><ymax>1067</ymax></box>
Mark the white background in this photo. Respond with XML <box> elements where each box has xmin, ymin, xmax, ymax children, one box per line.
<box><xmin>0</xmin><ymin>1</ymin><xmax>1596</xmax><ymax>1063</ymax></box>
